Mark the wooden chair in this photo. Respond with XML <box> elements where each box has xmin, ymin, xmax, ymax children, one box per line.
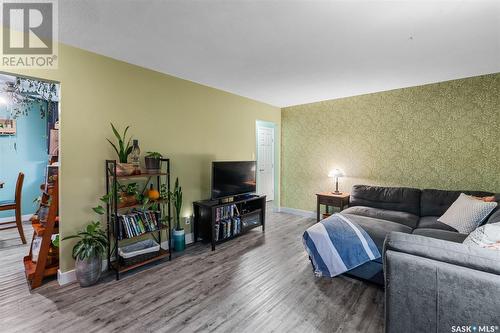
<box><xmin>0</xmin><ymin>173</ymin><xmax>26</xmax><ymax>244</ymax></box>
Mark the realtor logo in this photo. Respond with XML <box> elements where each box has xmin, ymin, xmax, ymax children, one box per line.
<box><xmin>1</xmin><ymin>0</ymin><xmax>58</xmax><ymax>68</ymax></box>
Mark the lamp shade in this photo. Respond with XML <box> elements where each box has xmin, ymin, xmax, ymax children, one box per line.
<box><xmin>328</xmin><ymin>169</ymin><xmax>344</xmax><ymax>178</ymax></box>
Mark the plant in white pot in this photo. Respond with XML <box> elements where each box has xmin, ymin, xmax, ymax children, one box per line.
<box><xmin>170</xmin><ymin>178</ymin><xmax>185</xmax><ymax>251</ymax></box>
<box><xmin>63</xmin><ymin>221</ymin><xmax>108</xmax><ymax>287</ymax></box>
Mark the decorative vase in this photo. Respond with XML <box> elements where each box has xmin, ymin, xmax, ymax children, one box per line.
<box><xmin>144</xmin><ymin>157</ymin><xmax>161</xmax><ymax>173</ymax></box>
<box><xmin>75</xmin><ymin>256</ymin><xmax>102</xmax><ymax>287</ymax></box>
<box><xmin>129</xmin><ymin>140</ymin><xmax>141</xmax><ymax>175</ymax></box>
<box><xmin>116</xmin><ymin>162</ymin><xmax>135</xmax><ymax>176</ymax></box>
<box><xmin>172</xmin><ymin>229</ymin><xmax>185</xmax><ymax>252</ymax></box>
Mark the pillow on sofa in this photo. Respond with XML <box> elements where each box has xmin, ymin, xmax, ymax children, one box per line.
<box><xmin>438</xmin><ymin>193</ymin><xmax>497</xmax><ymax>234</ymax></box>
<box><xmin>463</xmin><ymin>223</ymin><xmax>500</xmax><ymax>250</ymax></box>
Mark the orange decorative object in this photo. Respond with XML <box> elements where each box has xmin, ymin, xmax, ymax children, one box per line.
<box><xmin>148</xmin><ymin>184</ymin><xmax>160</xmax><ymax>201</ymax></box>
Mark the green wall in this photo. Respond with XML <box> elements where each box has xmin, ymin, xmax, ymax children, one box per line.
<box><xmin>281</xmin><ymin>73</ymin><xmax>500</xmax><ymax>212</ymax></box>
<box><xmin>1</xmin><ymin>33</ymin><xmax>280</xmax><ymax>272</ymax></box>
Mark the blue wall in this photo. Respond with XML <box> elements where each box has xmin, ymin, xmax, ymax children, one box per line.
<box><xmin>0</xmin><ymin>101</ymin><xmax>48</xmax><ymax>218</ymax></box>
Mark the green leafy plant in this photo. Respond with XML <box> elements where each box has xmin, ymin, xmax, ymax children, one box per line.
<box><xmin>5</xmin><ymin>78</ymin><xmax>58</xmax><ymax>119</ymax></box>
<box><xmin>106</xmin><ymin>123</ymin><xmax>133</xmax><ymax>163</ymax></box>
<box><xmin>93</xmin><ymin>182</ymin><xmax>144</xmax><ymax>213</ymax></box>
<box><xmin>146</xmin><ymin>151</ymin><xmax>162</xmax><ymax>159</ymax></box>
<box><xmin>169</xmin><ymin>178</ymin><xmax>183</xmax><ymax>231</ymax></box>
<box><xmin>120</xmin><ymin>182</ymin><xmax>139</xmax><ymax>196</ymax></box>
<box><xmin>92</xmin><ymin>193</ymin><xmax>112</xmax><ymax>215</ymax></box>
<box><xmin>63</xmin><ymin>221</ymin><xmax>108</xmax><ymax>260</ymax></box>
<box><xmin>64</xmin><ymin>197</ymin><xmax>110</xmax><ymax>261</ymax></box>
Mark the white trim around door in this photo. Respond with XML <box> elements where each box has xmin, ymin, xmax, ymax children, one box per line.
<box><xmin>256</xmin><ymin>121</ymin><xmax>275</xmax><ymax>202</ymax></box>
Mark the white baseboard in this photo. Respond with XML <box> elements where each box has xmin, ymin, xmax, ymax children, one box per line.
<box><xmin>0</xmin><ymin>213</ymin><xmax>33</xmax><ymax>223</ymax></box>
<box><xmin>57</xmin><ymin>232</ymin><xmax>195</xmax><ymax>286</ymax></box>
<box><xmin>57</xmin><ymin>269</ymin><xmax>76</xmax><ymax>286</ymax></box>
<box><xmin>279</xmin><ymin>207</ymin><xmax>315</xmax><ymax>218</ymax></box>
<box><xmin>271</xmin><ymin>206</ymin><xmax>281</xmax><ymax>213</ymax></box>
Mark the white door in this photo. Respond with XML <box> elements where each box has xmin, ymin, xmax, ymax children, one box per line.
<box><xmin>257</xmin><ymin>125</ymin><xmax>275</xmax><ymax>201</ymax></box>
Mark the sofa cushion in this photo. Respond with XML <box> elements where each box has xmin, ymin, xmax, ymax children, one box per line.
<box><xmin>417</xmin><ymin>216</ymin><xmax>458</xmax><ymax>232</ymax></box>
<box><xmin>420</xmin><ymin>189</ymin><xmax>496</xmax><ymax>217</ymax></box>
<box><xmin>463</xmin><ymin>224</ymin><xmax>500</xmax><ymax>250</ymax></box>
<box><xmin>349</xmin><ymin>185</ymin><xmax>421</xmax><ymax>216</ymax></box>
<box><xmin>412</xmin><ymin>228</ymin><xmax>468</xmax><ymax>243</ymax></box>
<box><xmin>342</xmin><ymin>213</ymin><xmax>413</xmax><ymax>253</ymax></box>
<box><xmin>486</xmin><ymin>206</ymin><xmax>500</xmax><ymax>224</ymax></box>
<box><xmin>437</xmin><ymin>193</ymin><xmax>498</xmax><ymax>234</ymax></box>
<box><xmin>342</xmin><ymin>206</ymin><xmax>419</xmax><ymax>229</ymax></box>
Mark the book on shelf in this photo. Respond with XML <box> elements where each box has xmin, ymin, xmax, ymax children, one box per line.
<box><xmin>213</xmin><ymin>204</ymin><xmax>244</xmax><ymax>242</ymax></box>
<box><xmin>215</xmin><ymin>204</ymin><xmax>238</xmax><ymax>222</ymax></box>
<box><xmin>116</xmin><ymin>210</ymin><xmax>160</xmax><ymax>239</ymax></box>
<box><xmin>214</xmin><ymin>216</ymin><xmax>242</xmax><ymax>241</ymax></box>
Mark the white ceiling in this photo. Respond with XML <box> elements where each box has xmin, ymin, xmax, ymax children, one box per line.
<box><xmin>59</xmin><ymin>0</ymin><xmax>500</xmax><ymax>107</ymax></box>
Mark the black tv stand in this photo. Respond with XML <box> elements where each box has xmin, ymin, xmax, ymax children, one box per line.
<box><xmin>216</xmin><ymin>194</ymin><xmax>258</xmax><ymax>205</ymax></box>
<box><xmin>233</xmin><ymin>193</ymin><xmax>258</xmax><ymax>201</ymax></box>
<box><xmin>193</xmin><ymin>195</ymin><xmax>266</xmax><ymax>251</ymax></box>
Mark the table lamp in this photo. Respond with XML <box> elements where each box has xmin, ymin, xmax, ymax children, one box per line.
<box><xmin>328</xmin><ymin>169</ymin><xmax>344</xmax><ymax>194</ymax></box>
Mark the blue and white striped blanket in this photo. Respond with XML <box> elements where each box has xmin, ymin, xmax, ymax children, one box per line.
<box><xmin>303</xmin><ymin>213</ymin><xmax>381</xmax><ymax>277</ymax></box>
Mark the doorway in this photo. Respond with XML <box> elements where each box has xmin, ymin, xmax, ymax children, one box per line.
<box><xmin>256</xmin><ymin>121</ymin><xmax>276</xmax><ymax>202</ymax></box>
<box><xmin>0</xmin><ymin>72</ymin><xmax>60</xmax><ymax>288</ymax></box>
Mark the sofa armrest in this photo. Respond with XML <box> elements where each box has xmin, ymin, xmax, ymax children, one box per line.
<box><xmin>384</xmin><ymin>232</ymin><xmax>500</xmax><ymax>333</ymax></box>
<box><xmin>384</xmin><ymin>232</ymin><xmax>500</xmax><ymax>275</ymax></box>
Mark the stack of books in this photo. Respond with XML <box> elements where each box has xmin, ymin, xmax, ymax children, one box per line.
<box><xmin>214</xmin><ymin>204</ymin><xmax>242</xmax><ymax>241</ymax></box>
<box><xmin>117</xmin><ymin>210</ymin><xmax>160</xmax><ymax>239</ymax></box>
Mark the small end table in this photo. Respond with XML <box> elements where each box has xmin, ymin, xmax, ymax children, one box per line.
<box><xmin>316</xmin><ymin>192</ymin><xmax>350</xmax><ymax>221</ymax></box>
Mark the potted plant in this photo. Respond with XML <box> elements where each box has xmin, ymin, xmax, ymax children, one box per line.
<box><xmin>170</xmin><ymin>178</ymin><xmax>185</xmax><ymax>251</ymax></box>
<box><xmin>117</xmin><ymin>182</ymin><xmax>139</xmax><ymax>208</ymax></box>
<box><xmin>107</xmin><ymin>123</ymin><xmax>134</xmax><ymax>176</ymax></box>
<box><xmin>63</xmin><ymin>221</ymin><xmax>108</xmax><ymax>287</ymax></box>
<box><xmin>144</xmin><ymin>152</ymin><xmax>162</xmax><ymax>173</ymax></box>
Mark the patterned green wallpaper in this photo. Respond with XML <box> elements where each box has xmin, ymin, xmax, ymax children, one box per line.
<box><xmin>281</xmin><ymin>74</ymin><xmax>500</xmax><ymax>212</ymax></box>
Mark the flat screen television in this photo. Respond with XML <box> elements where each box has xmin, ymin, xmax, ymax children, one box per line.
<box><xmin>211</xmin><ymin>161</ymin><xmax>256</xmax><ymax>200</ymax></box>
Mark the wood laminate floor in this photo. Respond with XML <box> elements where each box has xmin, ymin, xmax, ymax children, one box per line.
<box><xmin>0</xmin><ymin>210</ymin><xmax>384</xmax><ymax>333</ymax></box>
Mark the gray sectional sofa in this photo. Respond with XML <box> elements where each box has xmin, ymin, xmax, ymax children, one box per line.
<box><xmin>340</xmin><ymin>185</ymin><xmax>500</xmax><ymax>284</ymax></box>
<box><xmin>383</xmin><ymin>232</ymin><xmax>500</xmax><ymax>332</ymax></box>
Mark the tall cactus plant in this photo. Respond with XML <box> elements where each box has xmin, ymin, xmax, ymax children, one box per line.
<box><xmin>170</xmin><ymin>178</ymin><xmax>183</xmax><ymax>231</ymax></box>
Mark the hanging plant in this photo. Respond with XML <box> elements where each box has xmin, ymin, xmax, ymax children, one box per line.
<box><xmin>2</xmin><ymin>77</ymin><xmax>58</xmax><ymax>120</ymax></box>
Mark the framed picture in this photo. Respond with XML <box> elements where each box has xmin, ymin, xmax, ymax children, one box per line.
<box><xmin>0</xmin><ymin>119</ymin><xmax>16</xmax><ymax>135</ymax></box>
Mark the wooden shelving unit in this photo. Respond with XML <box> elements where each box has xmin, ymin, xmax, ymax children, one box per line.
<box><xmin>115</xmin><ymin>172</ymin><xmax>169</xmax><ymax>180</ymax></box>
<box><xmin>24</xmin><ymin>179</ymin><xmax>59</xmax><ymax>289</ymax></box>
<box><xmin>105</xmin><ymin>159</ymin><xmax>171</xmax><ymax>280</ymax></box>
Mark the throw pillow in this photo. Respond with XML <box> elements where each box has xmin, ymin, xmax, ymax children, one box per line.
<box><xmin>463</xmin><ymin>223</ymin><xmax>500</xmax><ymax>250</ymax></box>
<box><xmin>438</xmin><ymin>193</ymin><xmax>498</xmax><ymax>234</ymax></box>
